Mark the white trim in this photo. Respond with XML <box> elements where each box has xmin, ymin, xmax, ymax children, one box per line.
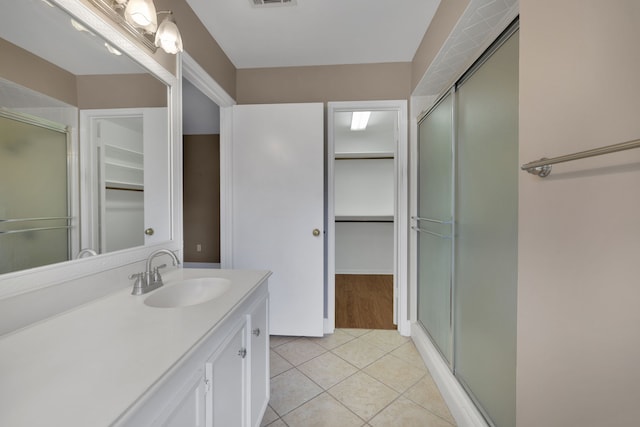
<box><xmin>181</xmin><ymin>53</ymin><xmax>235</xmax><ymax>108</ymax></box>
<box><xmin>335</xmin><ymin>269</ymin><xmax>394</xmax><ymax>275</ymax></box>
<box><xmin>180</xmin><ymin>52</ymin><xmax>236</xmax><ymax>269</ymax></box>
<box><xmin>412</xmin><ymin>324</ymin><xmax>488</xmax><ymax>427</ymax></box>
<box><xmin>219</xmin><ymin>106</ymin><xmax>234</xmax><ymax>268</ymax></box>
<box><xmin>326</xmin><ymin>100</ymin><xmax>409</xmax><ymax>336</ymax></box>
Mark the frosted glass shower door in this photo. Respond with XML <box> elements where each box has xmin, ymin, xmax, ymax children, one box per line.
<box><xmin>0</xmin><ymin>112</ymin><xmax>69</xmax><ymax>274</ymax></box>
<box><xmin>416</xmin><ymin>93</ymin><xmax>454</xmax><ymax>364</ymax></box>
<box><xmin>454</xmin><ymin>30</ymin><xmax>518</xmax><ymax>427</ymax></box>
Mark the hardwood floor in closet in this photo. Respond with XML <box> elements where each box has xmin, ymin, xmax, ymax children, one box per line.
<box><xmin>335</xmin><ymin>274</ymin><xmax>395</xmax><ymax>330</ymax></box>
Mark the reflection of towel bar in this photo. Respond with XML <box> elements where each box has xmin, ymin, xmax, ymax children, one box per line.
<box><xmin>0</xmin><ymin>226</ymin><xmax>71</xmax><ymax>235</ymax></box>
<box><xmin>411</xmin><ymin>226</ymin><xmax>452</xmax><ymax>239</ymax></box>
<box><xmin>412</xmin><ymin>216</ymin><xmax>452</xmax><ymax>225</ymax></box>
<box><xmin>0</xmin><ymin>217</ymin><xmax>72</xmax><ymax>223</ymax></box>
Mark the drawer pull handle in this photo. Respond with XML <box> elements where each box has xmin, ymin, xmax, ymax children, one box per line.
<box><xmin>238</xmin><ymin>348</ymin><xmax>247</xmax><ymax>358</ymax></box>
<box><xmin>252</xmin><ymin>328</ymin><xmax>261</xmax><ymax>337</ymax></box>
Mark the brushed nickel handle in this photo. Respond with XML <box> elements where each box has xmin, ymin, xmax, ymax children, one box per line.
<box><xmin>238</xmin><ymin>348</ymin><xmax>247</xmax><ymax>358</ymax></box>
<box><xmin>312</xmin><ymin>228</ymin><xmax>320</xmax><ymax>237</ymax></box>
<box><xmin>145</xmin><ymin>227</ymin><xmax>154</xmax><ymax>236</ymax></box>
<box><xmin>252</xmin><ymin>328</ymin><xmax>261</xmax><ymax>337</ymax></box>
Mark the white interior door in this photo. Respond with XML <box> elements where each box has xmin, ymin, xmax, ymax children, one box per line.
<box><xmin>142</xmin><ymin>107</ymin><xmax>170</xmax><ymax>245</ymax></box>
<box><xmin>231</xmin><ymin>103</ymin><xmax>324</xmax><ymax>337</ymax></box>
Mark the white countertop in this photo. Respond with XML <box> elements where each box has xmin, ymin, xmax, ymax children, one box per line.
<box><xmin>0</xmin><ymin>268</ymin><xmax>270</xmax><ymax>427</ymax></box>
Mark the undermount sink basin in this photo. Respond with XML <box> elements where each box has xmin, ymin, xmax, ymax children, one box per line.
<box><xmin>144</xmin><ymin>277</ymin><xmax>231</xmax><ymax>308</ymax></box>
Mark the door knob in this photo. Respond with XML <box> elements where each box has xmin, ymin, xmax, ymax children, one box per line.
<box><xmin>145</xmin><ymin>228</ymin><xmax>154</xmax><ymax>236</ymax></box>
<box><xmin>312</xmin><ymin>229</ymin><xmax>321</xmax><ymax>237</ymax></box>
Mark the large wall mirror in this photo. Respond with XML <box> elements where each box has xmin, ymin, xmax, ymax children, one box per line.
<box><xmin>0</xmin><ymin>0</ymin><xmax>178</xmax><ymax>282</ymax></box>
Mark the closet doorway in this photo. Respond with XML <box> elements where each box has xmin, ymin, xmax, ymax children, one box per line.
<box><xmin>182</xmin><ymin>77</ymin><xmax>221</xmax><ymax>268</ymax></box>
<box><xmin>327</xmin><ymin>101</ymin><xmax>408</xmax><ymax>333</ymax></box>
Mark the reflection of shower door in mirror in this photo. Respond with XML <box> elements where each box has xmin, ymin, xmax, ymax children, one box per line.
<box><xmin>416</xmin><ymin>92</ymin><xmax>454</xmax><ymax>365</ymax></box>
<box><xmin>0</xmin><ymin>111</ymin><xmax>70</xmax><ymax>274</ymax></box>
<box><xmin>83</xmin><ymin>108</ymin><xmax>169</xmax><ymax>254</ymax></box>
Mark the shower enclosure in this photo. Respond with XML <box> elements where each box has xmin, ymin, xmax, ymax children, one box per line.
<box><xmin>415</xmin><ymin>24</ymin><xmax>519</xmax><ymax>427</ymax></box>
<box><xmin>0</xmin><ymin>111</ymin><xmax>71</xmax><ymax>274</ymax></box>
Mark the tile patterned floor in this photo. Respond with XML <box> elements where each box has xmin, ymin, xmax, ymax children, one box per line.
<box><xmin>262</xmin><ymin>329</ymin><xmax>457</xmax><ymax>427</ymax></box>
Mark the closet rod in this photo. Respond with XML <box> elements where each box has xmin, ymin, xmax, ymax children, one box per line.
<box><xmin>521</xmin><ymin>137</ymin><xmax>640</xmax><ymax>177</ymax></box>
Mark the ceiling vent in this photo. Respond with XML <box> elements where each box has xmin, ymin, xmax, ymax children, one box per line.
<box><xmin>250</xmin><ymin>0</ymin><xmax>296</xmax><ymax>7</ymax></box>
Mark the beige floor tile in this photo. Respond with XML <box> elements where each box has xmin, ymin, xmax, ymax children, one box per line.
<box><xmin>265</xmin><ymin>419</ymin><xmax>287</xmax><ymax>427</ymax></box>
<box><xmin>363</xmin><ymin>354</ymin><xmax>426</xmax><ymax>393</ymax></box>
<box><xmin>360</xmin><ymin>329</ymin><xmax>410</xmax><ymax>353</ymax></box>
<box><xmin>341</xmin><ymin>328</ymin><xmax>372</xmax><ymax>337</ymax></box>
<box><xmin>369</xmin><ymin>397</ymin><xmax>455</xmax><ymax>427</ymax></box>
<box><xmin>328</xmin><ymin>372</ymin><xmax>398</xmax><ymax>421</ymax></box>
<box><xmin>270</xmin><ymin>368</ymin><xmax>323</xmax><ymax>416</ymax></box>
<box><xmin>331</xmin><ymin>338</ymin><xmax>386</xmax><ymax>369</ymax></box>
<box><xmin>282</xmin><ymin>392</ymin><xmax>364</xmax><ymax>427</ymax></box>
<box><xmin>260</xmin><ymin>405</ymin><xmax>279</xmax><ymax>426</ymax></box>
<box><xmin>309</xmin><ymin>329</ymin><xmax>356</xmax><ymax>350</ymax></box>
<box><xmin>298</xmin><ymin>351</ymin><xmax>358</xmax><ymax>389</ymax></box>
<box><xmin>270</xmin><ymin>349</ymin><xmax>293</xmax><ymax>378</ymax></box>
<box><xmin>390</xmin><ymin>341</ymin><xmax>427</xmax><ymax>370</ymax></box>
<box><xmin>404</xmin><ymin>375</ymin><xmax>456</xmax><ymax>425</ymax></box>
<box><xmin>274</xmin><ymin>338</ymin><xmax>327</xmax><ymax>366</ymax></box>
<box><xmin>269</xmin><ymin>335</ymin><xmax>300</xmax><ymax>348</ymax></box>
<box><xmin>270</xmin><ymin>335</ymin><xmax>299</xmax><ymax>348</ymax></box>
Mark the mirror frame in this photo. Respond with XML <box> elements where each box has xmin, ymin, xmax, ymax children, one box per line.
<box><xmin>0</xmin><ymin>0</ymin><xmax>182</xmax><ymax>299</ymax></box>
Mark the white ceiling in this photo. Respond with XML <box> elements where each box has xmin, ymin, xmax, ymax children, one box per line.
<box><xmin>1</xmin><ymin>0</ymin><xmax>147</xmax><ymax>76</ymax></box>
<box><xmin>185</xmin><ymin>0</ymin><xmax>441</xmax><ymax>69</ymax></box>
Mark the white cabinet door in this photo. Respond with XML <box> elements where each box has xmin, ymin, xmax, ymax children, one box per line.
<box><xmin>231</xmin><ymin>103</ymin><xmax>324</xmax><ymax>337</ymax></box>
<box><xmin>206</xmin><ymin>322</ymin><xmax>247</xmax><ymax>427</ymax></box>
<box><xmin>161</xmin><ymin>372</ymin><xmax>206</xmax><ymax>427</ymax></box>
<box><xmin>249</xmin><ymin>298</ymin><xmax>269</xmax><ymax>427</ymax></box>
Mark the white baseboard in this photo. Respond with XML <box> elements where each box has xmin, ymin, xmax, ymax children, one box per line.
<box><xmin>335</xmin><ymin>269</ymin><xmax>394</xmax><ymax>275</ymax></box>
<box><xmin>183</xmin><ymin>262</ymin><xmax>221</xmax><ymax>269</ymax></box>
<box><xmin>411</xmin><ymin>323</ymin><xmax>488</xmax><ymax>427</ymax></box>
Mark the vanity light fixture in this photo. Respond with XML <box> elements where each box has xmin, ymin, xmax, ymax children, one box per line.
<box><xmin>87</xmin><ymin>0</ymin><xmax>183</xmax><ymax>54</ymax></box>
<box><xmin>350</xmin><ymin>111</ymin><xmax>371</xmax><ymax>131</ymax></box>
<box><xmin>124</xmin><ymin>0</ymin><xmax>157</xmax><ymax>33</ymax></box>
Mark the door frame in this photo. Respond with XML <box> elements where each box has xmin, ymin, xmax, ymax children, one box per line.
<box><xmin>327</xmin><ymin>100</ymin><xmax>409</xmax><ymax>336</ymax></box>
<box><xmin>181</xmin><ymin>53</ymin><xmax>236</xmax><ymax>268</ymax></box>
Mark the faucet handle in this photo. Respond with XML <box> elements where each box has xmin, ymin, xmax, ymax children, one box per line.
<box><xmin>151</xmin><ymin>264</ymin><xmax>167</xmax><ymax>284</ymax></box>
<box><xmin>129</xmin><ymin>272</ymin><xmax>147</xmax><ymax>295</ymax></box>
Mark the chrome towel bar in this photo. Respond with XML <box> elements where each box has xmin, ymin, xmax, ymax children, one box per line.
<box><xmin>0</xmin><ymin>226</ymin><xmax>71</xmax><ymax>235</ymax></box>
<box><xmin>521</xmin><ymin>137</ymin><xmax>640</xmax><ymax>177</ymax></box>
<box><xmin>0</xmin><ymin>216</ymin><xmax>72</xmax><ymax>223</ymax></box>
<box><xmin>411</xmin><ymin>226</ymin><xmax>452</xmax><ymax>240</ymax></box>
<box><xmin>411</xmin><ymin>216</ymin><xmax>453</xmax><ymax>225</ymax></box>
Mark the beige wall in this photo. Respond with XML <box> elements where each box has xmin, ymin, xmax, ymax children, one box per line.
<box><xmin>410</xmin><ymin>0</ymin><xmax>470</xmax><ymax>92</ymax></box>
<box><xmin>0</xmin><ymin>38</ymin><xmax>77</xmax><ymax>106</ymax></box>
<box><xmin>236</xmin><ymin>63</ymin><xmax>411</xmax><ymax>104</ymax></box>
<box><xmin>518</xmin><ymin>1</ymin><xmax>640</xmax><ymax>426</ymax></box>
<box><xmin>77</xmin><ymin>74</ymin><xmax>167</xmax><ymax>109</ymax></box>
<box><xmin>183</xmin><ymin>134</ymin><xmax>221</xmax><ymax>264</ymax></box>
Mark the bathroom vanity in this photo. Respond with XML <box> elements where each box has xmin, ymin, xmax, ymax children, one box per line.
<box><xmin>0</xmin><ymin>268</ymin><xmax>271</xmax><ymax>427</ymax></box>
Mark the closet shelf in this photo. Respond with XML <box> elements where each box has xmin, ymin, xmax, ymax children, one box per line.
<box><xmin>335</xmin><ymin>215</ymin><xmax>394</xmax><ymax>222</ymax></box>
<box><xmin>335</xmin><ymin>152</ymin><xmax>394</xmax><ymax>159</ymax></box>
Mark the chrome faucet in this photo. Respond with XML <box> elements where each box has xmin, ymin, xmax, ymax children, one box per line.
<box><xmin>130</xmin><ymin>249</ymin><xmax>180</xmax><ymax>295</ymax></box>
<box><xmin>76</xmin><ymin>248</ymin><xmax>98</xmax><ymax>259</ymax></box>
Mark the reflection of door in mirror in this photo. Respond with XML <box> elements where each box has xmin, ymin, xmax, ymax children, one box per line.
<box><xmin>0</xmin><ymin>111</ymin><xmax>71</xmax><ymax>274</ymax></box>
<box><xmin>82</xmin><ymin>108</ymin><xmax>169</xmax><ymax>254</ymax></box>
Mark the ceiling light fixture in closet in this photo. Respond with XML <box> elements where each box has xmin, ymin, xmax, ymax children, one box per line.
<box><xmin>350</xmin><ymin>111</ymin><xmax>371</xmax><ymax>131</ymax></box>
